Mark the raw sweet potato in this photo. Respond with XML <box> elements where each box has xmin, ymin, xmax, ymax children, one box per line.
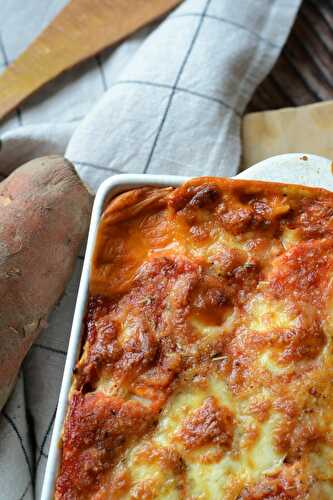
<box><xmin>0</xmin><ymin>155</ymin><xmax>93</xmax><ymax>409</ymax></box>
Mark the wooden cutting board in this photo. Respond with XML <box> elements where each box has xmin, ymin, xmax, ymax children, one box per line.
<box><xmin>0</xmin><ymin>0</ymin><xmax>182</xmax><ymax>123</ymax></box>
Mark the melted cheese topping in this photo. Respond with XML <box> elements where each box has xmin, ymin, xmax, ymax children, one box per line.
<box><xmin>56</xmin><ymin>178</ymin><xmax>333</xmax><ymax>499</ymax></box>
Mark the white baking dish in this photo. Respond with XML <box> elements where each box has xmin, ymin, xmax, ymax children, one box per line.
<box><xmin>41</xmin><ymin>153</ymin><xmax>333</xmax><ymax>500</ymax></box>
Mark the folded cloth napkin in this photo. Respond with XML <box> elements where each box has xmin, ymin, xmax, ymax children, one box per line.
<box><xmin>0</xmin><ymin>1</ymin><xmax>301</xmax><ymax>498</ymax></box>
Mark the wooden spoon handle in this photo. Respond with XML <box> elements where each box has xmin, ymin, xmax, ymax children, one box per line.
<box><xmin>0</xmin><ymin>0</ymin><xmax>181</xmax><ymax>122</ymax></box>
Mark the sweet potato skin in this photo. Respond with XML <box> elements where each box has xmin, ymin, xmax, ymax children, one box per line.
<box><xmin>0</xmin><ymin>156</ymin><xmax>93</xmax><ymax>409</ymax></box>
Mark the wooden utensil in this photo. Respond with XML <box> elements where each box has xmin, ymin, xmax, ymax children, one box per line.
<box><xmin>0</xmin><ymin>0</ymin><xmax>182</xmax><ymax>122</ymax></box>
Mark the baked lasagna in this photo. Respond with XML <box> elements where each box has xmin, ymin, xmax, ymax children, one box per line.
<box><xmin>56</xmin><ymin>177</ymin><xmax>333</xmax><ymax>499</ymax></box>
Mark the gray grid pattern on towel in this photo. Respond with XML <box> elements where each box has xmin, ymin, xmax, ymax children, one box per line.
<box><xmin>0</xmin><ymin>0</ymin><xmax>301</xmax><ymax>498</ymax></box>
<box><xmin>65</xmin><ymin>0</ymin><xmax>299</xmax><ymax>191</ymax></box>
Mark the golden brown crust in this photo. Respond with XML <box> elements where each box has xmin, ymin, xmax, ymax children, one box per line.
<box><xmin>177</xmin><ymin>396</ymin><xmax>234</xmax><ymax>450</ymax></box>
<box><xmin>56</xmin><ymin>177</ymin><xmax>333</xmax><ymax>499</ymax></box>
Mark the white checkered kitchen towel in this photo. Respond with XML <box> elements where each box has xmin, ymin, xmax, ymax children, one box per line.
<box><xmin>0</xmin><ymin>1</ymin><xmax>301</xmax><ymax>498</ymax></box>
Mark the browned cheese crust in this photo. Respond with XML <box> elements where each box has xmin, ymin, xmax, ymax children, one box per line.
<box><xmin>56</xmin><ymin>177</ymin><xmax>333</xmax><ymax>499</ymax></box>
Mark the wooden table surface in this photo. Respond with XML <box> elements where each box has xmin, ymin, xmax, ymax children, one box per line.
<box><xmin>248</xmin><ymin>0</ymin><xmax>333</xmax><ymax>113</ymax></box>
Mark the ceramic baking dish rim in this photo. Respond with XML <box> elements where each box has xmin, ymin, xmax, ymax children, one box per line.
<box><xmin>41</xmin><ymin>153</ymin><xmax>333</xmax><ymax>500</ymax></box>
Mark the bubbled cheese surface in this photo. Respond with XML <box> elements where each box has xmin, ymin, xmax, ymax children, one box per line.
<box><xmin>56</xmin><ymin>179</ymin><xmax>333</xmax><ymax>500</ymax></box>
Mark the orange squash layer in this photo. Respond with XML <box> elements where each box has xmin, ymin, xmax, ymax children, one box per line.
<box><xmin>56</xmin><ymin>178</ymin><xmax>333</xmax><ymax>499</ymax></box>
